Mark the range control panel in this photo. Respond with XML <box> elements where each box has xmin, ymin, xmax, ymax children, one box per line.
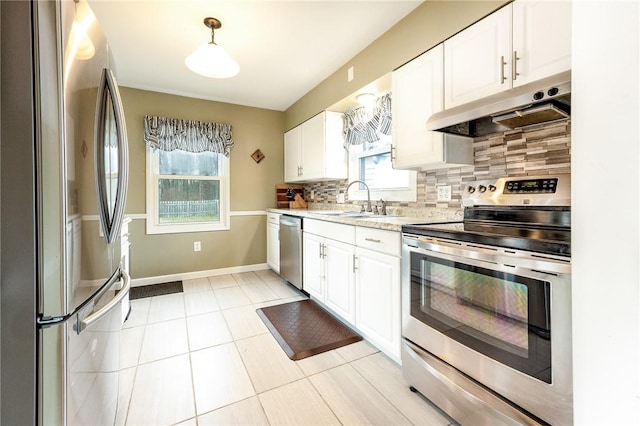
<box><xmin>504</xmin><ymin>178</ymin><xmax>558</xmax><ymax>194</ymax></box>
<box><xmin>463</xmin><ymin>174</ymin><xmax>570</xmax><ymax>206</ymax></box>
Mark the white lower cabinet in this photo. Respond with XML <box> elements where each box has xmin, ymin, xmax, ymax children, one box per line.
<box><xmin>303</xmin><ymin>219</ymin><xmax>402</xmax><ymax>362</ymax></box>
<box><xmin>303</xmin><ymin>219</ymin><xmax>356</xmax><ymax>325</ymax></box>
<box><xmin>355</xmin><ymin>246</ymin><xmax>401</xmax><ymax>362</ymax></box>
<box><xmin>266</xmin><ymin>213</ymin><xmax>280</xmax><ymax>273</ymax></box>
<box><xmin>354</xmin><ymin>226</ymin><xmax>401</xmax><ymax>362</ymax></box>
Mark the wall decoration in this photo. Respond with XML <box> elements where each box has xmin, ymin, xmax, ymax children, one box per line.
<box><xmin>251</xmin><ymin>149</ymin><xmax>265</xmax><ymax>163</ymax></box>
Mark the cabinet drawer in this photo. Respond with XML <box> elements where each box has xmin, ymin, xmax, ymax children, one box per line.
<box><xmin>356</xmin><ymin>227</ymin><xmax>400</xmax><ymax>257</ymax></box>
<box><xmin>267</xmin><ymin>212</ymin><xmax>281</xmax><ymax>225</ymax></box>
<box><xmin>305</xmin><ymin>218</ymin><xmax>355</xmax><ymax>245</ymax></box>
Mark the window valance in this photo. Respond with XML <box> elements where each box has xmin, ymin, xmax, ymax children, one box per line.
<box><xmin>343</xmin><ymin>93</ymin><xmax>392</xmax><ymax>149</ymax></box>
<box><xmin>143</xmin><ymin>115</ymin><xmax>234</xmax><ymax>156</ymax></box>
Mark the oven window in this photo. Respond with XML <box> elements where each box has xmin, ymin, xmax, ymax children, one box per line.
<box><xmin>410</xmin><ymin>253</ymin><xmax>552</xmax><ymax>383</ymax></box>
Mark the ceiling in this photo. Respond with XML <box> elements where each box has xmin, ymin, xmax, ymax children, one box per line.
<box><xmin>87</xmin><ymin>0</ymin><xmax>423</xmax><ymax>112</ymax></box>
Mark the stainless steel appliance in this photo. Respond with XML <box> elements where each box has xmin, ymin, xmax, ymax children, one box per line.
<box><xmin>279</xmin><ymin>215</ymin><xmax>303</xmax><ymax>290</ymax></box>
<box><xmin>401</xmin><ymin>174</ymin><xmax>572</xmax><ymax>426</ymax></box>
<box><xmin>1</xmin><ymin>1</ymin><xmax>130</xmax><ymax>424</ymax></box>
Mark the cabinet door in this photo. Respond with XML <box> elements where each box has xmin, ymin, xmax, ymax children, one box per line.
<box><xmin>392</xmin><ymin>45</ymin><xmax>446</xmax><ymax>169</ymax></box>
<box><xmin>284</xmin><ymin>126</ymin><xmax>302</xmax><ymax>182</ymax></box>
<box><xmin>324</xmin><ymin>239</ymin><xmax>355</xmax><ymax>325</ymax></box>
<box><xmin>444</xmin><ymin>4</ymin><xmax>512</xmax><ymax>108</ymax></box>
<box><xmin>512</xmin><ymin>0</ymin><xmax>571</xmax><ymax>87</ymax></box>
<box><xmin>355</xmin><ymin>247</ymin><xmax>401</xmax><ymax>361</ymax></box>
<box><xmin>266</xmin><ymin>223</ymin><xmax>279</xmax><ymax>273</ymax></box>
<box><xmin>300</xmin><ymin>112</ymin><xmax>326</xmax><ymax>180</ymax></box>
<box><xmin>303</xmin><ymin>233</ymin><xmax>325</xmax><ymax>300</ymax></box>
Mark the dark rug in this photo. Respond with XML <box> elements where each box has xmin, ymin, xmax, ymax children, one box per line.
<box><xmin>129</xmin><ymin>281</ymin><xmax>183</xmax><ymax>300</ymax></box>
<box><xmin>256</xmin><ymin>299</ymin><xmax>362</xmax><ymax>360</ymax></box>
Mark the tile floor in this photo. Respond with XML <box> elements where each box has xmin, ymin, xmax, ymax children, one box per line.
<box><xmin>116</xmin><ymin>269</ymin><xmax>456</xmax><ymax>426</ymax></box>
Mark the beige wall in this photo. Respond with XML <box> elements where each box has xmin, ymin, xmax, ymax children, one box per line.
<box><xmin>84</xmin><ymin>87</ymin><xmax>285</xmax><ymax>280</ymax></box>
<box><xmin>284</xmin><ymin>0</ymin><xmax>508</xmax><ymax>130</ymax></box>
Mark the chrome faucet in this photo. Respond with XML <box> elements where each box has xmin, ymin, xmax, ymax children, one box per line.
<box><xmin>346</xmin><ymin>180</ymin><xmax>372</xmax><ymax>212</ymax></box>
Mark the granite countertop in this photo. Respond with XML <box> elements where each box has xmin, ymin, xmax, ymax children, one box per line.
<box><xmin>267</xmin><ymin>204</ymin><xmax>463</xmax><ymax>232</ymax></box>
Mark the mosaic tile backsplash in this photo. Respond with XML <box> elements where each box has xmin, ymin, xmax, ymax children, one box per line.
<box><xmin>301</xmin><ymin>120</ymin><xmax>571</xmax><ymax>210</ymax></box>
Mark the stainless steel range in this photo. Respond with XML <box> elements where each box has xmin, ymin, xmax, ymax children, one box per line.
<box><xmin>401</xmin><ymin>174</ymin><xmax>572</xmax><ymax>426</ymax></box>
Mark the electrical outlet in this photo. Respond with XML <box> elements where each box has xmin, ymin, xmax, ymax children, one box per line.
<box><xmin>194</xmin><ymin>241</ymin><xmax>201</xmax><ymax>252</ymax></box>
<box><xmin>337</xmin><ymin>193</ymin><xmax>345</xmax><ymax>203</ymax></box>
<box><xmin>347</xmin><ymin>66</ymin><xmax>354</xmax><ymax>82</ymax></box>
<box><xmin>436</xmin><ymin>185</ymin><xmax>452</xmax><ymax>202</ymax></box>
<box><xmin>310</xmin><ymin>190</ymin><xmax>315</xmax><ymax>200</ymax></box>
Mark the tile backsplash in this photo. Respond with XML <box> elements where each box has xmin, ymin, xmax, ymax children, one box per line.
<box><xmin>302</xmin><ymin>119</ymin><xmax>571</xmax><ymax>210</ymax></box>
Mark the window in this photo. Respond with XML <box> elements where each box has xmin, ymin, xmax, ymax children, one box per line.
<box><xmin>146</xmin><ymin>147</ymin><xmax>230</xmax><ymax>234</ymax></box>
<box><xmin>347</xmin><ymin>133</ymin><xmax>416</xmax><ymax>202</ymax></box>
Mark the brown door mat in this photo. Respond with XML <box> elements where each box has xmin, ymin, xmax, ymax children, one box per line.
<box><xmin>256</xmin><ymin>299</ymin><xmax>362</xmax><ymax>360</ymax></box>
<box><xmin>129</xmin><ymin>281</ymin><xmax>183</xmax><ymax>300</ymax></box>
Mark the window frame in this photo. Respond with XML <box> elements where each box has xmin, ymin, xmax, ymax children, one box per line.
<box><xmin>145</xmin><ymin>146</ymin><xmax>230</xmax><ymax>234</ymax></box>
<box><xmin>347</xmin><ymin>138</ymin><xmax>417</xmax><ymax>203</ymax></box>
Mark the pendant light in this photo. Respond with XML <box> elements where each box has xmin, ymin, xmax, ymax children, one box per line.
<box><xmin>185</xmin><ymin>17</ymin><xmax>239</xmax><ymax>79</ymax></box>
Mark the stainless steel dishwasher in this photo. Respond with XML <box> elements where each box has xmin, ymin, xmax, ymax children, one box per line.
<box><xmin>279</xmin><ymin>215</ymin><xmax>303</xmax><ymax>290</ymax></box>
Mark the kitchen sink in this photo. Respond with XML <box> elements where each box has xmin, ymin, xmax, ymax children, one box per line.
<box><xmin>309</xmin><ymin>211</ymin><xmax>401</xmax><ymax>219</ymax></box>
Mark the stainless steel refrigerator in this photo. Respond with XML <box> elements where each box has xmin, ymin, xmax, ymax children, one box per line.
<box><xmin>1</xmin><ymin>1</ymin><xmax>130</xmax><ymax>424</ymax></box>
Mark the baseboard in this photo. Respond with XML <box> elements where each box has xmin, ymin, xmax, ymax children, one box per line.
<box><xmin>130</xmin><ymin>263</ymin><xmax>271</xmax><ymax>287</ymax></box>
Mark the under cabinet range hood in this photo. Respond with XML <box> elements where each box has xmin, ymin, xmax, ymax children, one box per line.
<box><xmin>427</xmin><ymin>71</ymin><xmax>571</xmax><ymax>137</ymax></box>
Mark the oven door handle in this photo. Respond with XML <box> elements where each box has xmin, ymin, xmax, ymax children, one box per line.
<box><xmin>403</xmin><ymin>236</ymin><xmax>571</xmax><ymax>275</ymax></box>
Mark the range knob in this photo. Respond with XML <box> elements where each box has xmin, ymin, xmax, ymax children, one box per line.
<box><xmin>547</xmin><ymin>87</ymin><xmax>559</xmax><ymax>96</ymax></box>
<box><xmin>533</xmin><ymin>91</ymin><xmax>545</xmax><ymax>101</ymax></box>
<box><xmin>478</xmin><ymin>185</ymin><xmax>487</xmax><ymax>193</ymax></box>
<box><xmin>488</xmin><ymin>184</ymin><xmax>497</xmax><ymax>192</ymax></box>
<box><xmin>467</xmin><ymin>186</ymin><xmax>476</xmax><ymax>193</ymax></box>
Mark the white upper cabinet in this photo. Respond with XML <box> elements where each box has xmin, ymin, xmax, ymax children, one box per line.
<box><xmin>445</xmin><ymin>1</ymin><xmax>571</xmax><ymax>108</ymax></box>
<box><xmin>444</xmin><ymin>5</ymin><xmax>512</xmax><ymax>109</ymax></box>
<box><xmin>512</xmin><ymin>0</ymin><xmax>572</xmax><ymax>87</ymax></box>
<box><xmin>284</xmin><ymin>111</ymin><xmax>347</xmax><ymax>183</ymax></box>
<box><xmin>392</xmin><ymin>44</ymin><xmax>473</xmax><ymax>169</ymax></box>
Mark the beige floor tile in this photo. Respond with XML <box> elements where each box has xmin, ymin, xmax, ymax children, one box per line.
<box><xmin>296</xmin><ymin>349</ymin><xmax>347</xmax><ymax>376</ymax></box>
<box><xmin>139</xmin><ymin>318</ymin><xmax>188</xmax><ymax>364</ymax></box>
<box><xmin>123</xmin><ymin>298</ymin><xmax>150</xmax><ymax>328</ymax></box>
<box><xmin>174</xmin><ymin>418</ymin><xmax>197</xmax><ymax>426</ymax></box>
<box><xmin>208</xmin><ymin>274</ymin><xmax>238</xmax><ymax>289</ymax></box>
<box><xmin>240</xmin><ymin>281</ymin><xmax>279</xmax><ymax>304</ymax></box>
<box><xmin>214</xmin><ymin>286</ymin><xmax>252</xmax><ymax>310</ymax></box>
<box><xmin>263</xmin><ymin>279</ymin><xmax>302</xmax><ymax>299</ymax></box>
<box><xmin>120</xmin><ymin>326</ymin><xmax>144</xmax><ymax>369</ymax></box>
<box><xmin>182</xmin><ymin>277</ymin><xmax>212</xmax><ymax>293</ymax></box>
<box><xmin>309</xmin><ymin>364</ymin><xmax>411</xmax><ymax>425</ymax></box>
<box><xmin>126</xmin><ymin>354</ymin><xmax>194</xmax><ymax>426</ymax></box>
<box><xmin>352</xmin><ymin>353</ymin><xmax>452</xmax><ymax>425</ymax></box>
<box><xmin>259</xmin><ymin>379</ymin><xmax>340</xmax><ymax>426</ymax></box>
<box><xmin>190</xmin><ymin>343</ymin><xmax>256</xmax><ymax>415</ymax></box>
<box><xmin>253</xmin><ymin>268</ymin><xmax>281</xmax><ymax>282</ymax></box>
<box><xmin>184</xmin><ymin>291</ymin><xmax>219</xmax><ymax>317</ymax></box>
<box><xmin>232</xmin><ymin>271</ymin><xmax>262</xmax><ymax>286</ymax></box>
<box><xmin>115</xmin><ymin>367</ymin><xmax>136</xmax><ymax>426</ymax></box>
<box><xmin>235</xmin><ymin>333</ymin><xmax>304</xmax><ymax>393</ymax></box>
<box><xmin>197</xmin><ymin>396</ymin><xmax>268</xmax><ymax>425</ymax></box>
<box><xmin>146</xmin><ymin>293</ymin><xmax>185</xmax><ymax>324</ymax></box>
<box><xmin>186</xmin><ymin>311</ymin><xmax>233</xmax><ymax>351</ymax></box>
<box><xmin>334</xmin><ymin>339</ymin><xmax>379</xmax><ymax>362</ymax></box>
<box><xmin>222</xmin><ymin>305</ymin><xmax>269</xmax><ymax>340</ymax></box>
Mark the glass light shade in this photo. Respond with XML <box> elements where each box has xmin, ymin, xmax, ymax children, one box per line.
<box><xmin>185</xmin><ymin>43</ymin><xmax>239</xmax><ymax>78</ymax></box>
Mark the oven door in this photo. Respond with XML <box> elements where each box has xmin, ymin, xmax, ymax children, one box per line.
<box><xmin>401</xmin><ymin>234</ymin><xmax>572</xmax><ymax>425</ymax></box>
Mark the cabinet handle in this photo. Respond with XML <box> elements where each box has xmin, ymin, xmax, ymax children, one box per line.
<box><xmin>512</xmin><ymin>51</ymin><xmax>520</xmax><ymax>81</ymax></box>
<box><xmin>364</xmin><ymin>237</ymin><xmax>381</xmax><ymax>243</ymax></box>
<box><xmin>390</xmin><ymin>145</ymin><xmax>396</xmax><ymax>161</ymax></box>
<box><xmin>500</xmin><ymin>55</ymin><xmax>507</xmax><ymax>84</ymax></box>
<box><xmin>353</xmin><ymin>254</ymin><xmax>358</xmax><ymax>273</ymax></box>
<box><xmin>319</xmin><ymin>243</ymin><xmax>323</xmax><ymax>259</ymax></box>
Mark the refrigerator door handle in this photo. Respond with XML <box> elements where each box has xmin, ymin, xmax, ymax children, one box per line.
<box><xmin>76</xmin><ymin>269</ymin><xmax>131</xmax><ymax>333</ymax></box>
